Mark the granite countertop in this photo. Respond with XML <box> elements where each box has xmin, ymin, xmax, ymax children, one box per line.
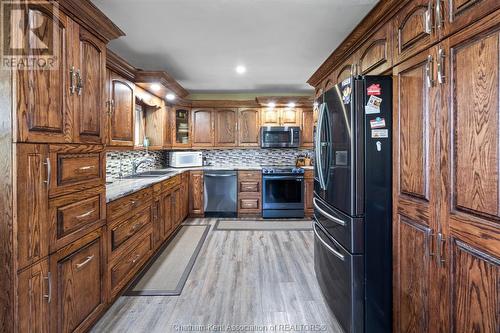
<box><xmin>106</xmin><ymin>165</ymin><xmax>314</xmax><ymax>203</ymax></box>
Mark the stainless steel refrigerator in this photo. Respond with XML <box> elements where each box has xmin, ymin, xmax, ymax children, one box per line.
<box><xmin>313</xmin><ymin>76</ymin><xmax>392</xmax><ymax>333</ymax></box>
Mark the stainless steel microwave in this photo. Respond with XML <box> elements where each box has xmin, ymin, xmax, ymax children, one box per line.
<box><xmin>260</xmin><ymin>126</ymin><xmax>301</xmax><ymax>148</ymax></box>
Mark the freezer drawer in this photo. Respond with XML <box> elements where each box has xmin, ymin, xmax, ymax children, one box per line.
<box><xmin>313</xmin><ymin>195</ymin><xmax>364</xmax><ymax>254</ymax></box>
<box><xmin>313</xmin><ymin>221</ymin><xmax>364</xmax><ymax>333</ymax></box>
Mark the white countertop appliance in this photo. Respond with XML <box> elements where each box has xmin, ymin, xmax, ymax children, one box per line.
<box><xmin>169</xmin><ymin>151</ymin><xmax>203</xmax><ymax>168</ymax></box>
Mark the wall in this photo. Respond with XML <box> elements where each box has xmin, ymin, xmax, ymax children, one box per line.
<box><xmin>106</xmin><ymin>148</ymin><xmax>314</xmax><ymax>180</ymax></box>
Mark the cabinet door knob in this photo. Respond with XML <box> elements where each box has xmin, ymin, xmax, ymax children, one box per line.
<box><xmin>43</xmin><ymin>272</ymin><xmax>52</xmax><ymax>303</ymax></box>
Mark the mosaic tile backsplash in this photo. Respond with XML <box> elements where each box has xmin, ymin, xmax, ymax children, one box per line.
<box><xmin>106</xmin><ymin>148</ymin><xmax>314</xmax><ymax>180</ymax></box>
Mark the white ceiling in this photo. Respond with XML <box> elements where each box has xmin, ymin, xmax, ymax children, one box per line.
<box><xmin>92</xmin><ymin>0</ymin><xmax>378</xmax><ymax>94</ymax></box>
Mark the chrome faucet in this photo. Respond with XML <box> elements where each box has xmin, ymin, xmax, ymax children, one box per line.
<box><xmin>131</xmin><ymin>157</ymin><xmax>155</xmax><ymax>175</ymax></box>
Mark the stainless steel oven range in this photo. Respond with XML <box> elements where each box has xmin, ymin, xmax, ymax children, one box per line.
<box><xmin>262</xmin><ymin>166</ymin><xmax>305</xmax><ymax>218</ymax></box>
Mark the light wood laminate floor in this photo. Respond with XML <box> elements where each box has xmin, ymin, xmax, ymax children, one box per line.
<box><xmin>91</xmin><ymin>218</ymin><xmax>343</xmax><ymax>333</ymax></box>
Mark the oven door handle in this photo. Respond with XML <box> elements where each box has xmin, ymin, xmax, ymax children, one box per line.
<box><xmin>263</xmin><ymin>176</ymin><xmax>304</xmax><ymax>180</ymax></box>
<box><xmin>313</xmin><ymin>222</ymin><xmax>345</xmax><ymax>261</ymax></box>
<box><xmin>313</xmin><ymin>197</ymin><xmax>346</xmax><ymax>226</ymax></box>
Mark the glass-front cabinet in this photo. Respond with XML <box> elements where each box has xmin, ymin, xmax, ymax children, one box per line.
<box><xmin>173</xmin><ymin>108</ymin><xmax>191</xmax><ymax>148</ymax></box>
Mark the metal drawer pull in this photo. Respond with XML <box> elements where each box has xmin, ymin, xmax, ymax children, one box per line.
<box><xmin>131</xmin><ymin>254</ymin><xmax>141</xmax><ymax>264</ymax></box>
<box><xmin>76</xmin><ymin>69</ymin><xmax>83</xmax><ymax>96</ymax></box>
<box><xmin>437</xmin><ymin>48</ymin><xmax>446</xmax><ymax>84</ymax></box>
<box><xmin>426</xmin><ymin>55</ymin><xmax>435</xmax><ymax>88</ymax></box>
<box><xmin>76</xmin><ymin>209</ymin><xmax>96</xmax><ymax>220</ymax></box>
<box><xmin>436</xmin><ymin>233</ymin><xmax>446</xmax><ymax>266</ymax></box>
<box><xmin>131</xmin><ymin>223</ymin><xmax>142</xmax><ymax>232</ymax></box>
<box><xmin>77</xmin><ymin>165</ymin><xmax>96</xmax><ymax>172</ymax></box>
<box><xmin>76</xmin><ymin>255</ymin><xmax>95</xmax><ymax>269</ymax></box>
<box><xmin>43</xmin><ymin>158</ymin><xmax>51</xmax><ymax>187</ymax></box>
<box><xmin>313</xmin><ymin>223</ymin><xmax>345</xmax><ymax>261</ymax></box>
<box><xmin>313</xmin><ymin>198</ymin><xmax>346</xmax><ymax>226</ymax></box>
<box><xmin>69</xmin><ymin>66</ymin><xmax>76</xmax><ymax>95</ymax></box>
<box><xmin>43</xmin><ymin>272</ymin><xmax>52</xmax><ymax>303</ymax></box>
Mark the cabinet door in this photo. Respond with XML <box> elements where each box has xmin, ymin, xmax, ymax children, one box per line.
<box><xmin>261</xmin><ymin>108</ymin><xmax>280</xmax><ymax>126</ymax></box>
<box><xmin>304</xmin><ymin>171</ymin><xmax>314</xmax><ymax>216</ymax></box>
<box><xmin>393</xmin><ymin>0</ymin><xmax>438</xmax><ymax>65</ymax></box>
<box><xmin>74</xmin><ymin>28</ymin><xmax>106</xmax><ymax>144</ymax></box>
<box><xmin>336</xmin><ymin>58</ymin><xmax>355</xmax><ymax>84</ymax></box>
<box><xmin>15</xmin><ymin>7</ymin><xmax>72</xmax><ymax>143</ymax></box>
<box><xmin>214</xmin><ymin>109</ymin><xmax>237</xmax><ymax>147</ymax></box>
<box><xmin>393</xmin><ymin>47</ymin><xmax>440</xmax><ymax>333</ymax></box>
<box><xmin>152</xmin><ymin>200</ymin><xmax>162</xmax><ymax>247</ymax></box>
<box><xmin>17</xmin><ymin>259</ymin><xmax>50</xmax><ymax>333</ymax></box>
<box><xmin>280</xmin><ymin>108</ymin><xmax>301</xmax><ymax>126</ymax></box>
<box><xmin>50</xmin><ymin>229</ymin><xmax>105</xmax><ymax>333</ymax></box>
<box><xmin>16</xmin><ymin>144</ymin><xmax>49</xmax><ymax>270</ymax></box>
<box><xmin>301</xmin><ymin>109</ymin><xmax>314</xmax><ymax>148</ymax></box>
<box><xmin>357</xmin><ymin>21</ymin><xmax>392</xmax><ymax>75</ymax></box>
<box><xmin>172</xmin><ymin>187</ymin><xmax>182</xmax><ymax>226</ymax></box>
<box><xmin>108</xmin><ymin>71</ymin><xmax>134</xmax><ymax>147</ymax></box>
<box><xmin>189</xmin><ymin>171</ymin><xmax>204</xmax><ymax>217</ymax></box>
<box><xmin>439</xmin><ymin>16</ymin><xmax>500</xmax><ymax>332</ymax></box>
<box><xmin>441</xmin><ymin>0</ymin><xmax>500</xmax><ymax>38</ymax></box>
<box><xmin>162</xmin><ymin>192</ymin><xmax>173</xmax><ymax>239</ymax></box>
<box><xmin>191</xmin><ymin>109</ymin><xmax>214</xmax><ymax>147</ymax></box>
<box><xmin>238</xmin><ymin>108</ymin><xmax>260</xmax><ymax>146</ymax></box>
<box><xmin>172</xmin><ymin>108</ymin><xmax>191</xmax><ymax>148</ymax></box>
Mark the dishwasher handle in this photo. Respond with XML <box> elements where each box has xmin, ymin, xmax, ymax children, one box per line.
<box><xmin>204</xmin><ymin>173</ymin><xmax>236</xmax><ymax>177</ymax></box>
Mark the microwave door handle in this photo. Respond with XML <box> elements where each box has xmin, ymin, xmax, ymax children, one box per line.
<box><xmin>290</xmin><ymin>128</ymin><xmax>294</xmax><ymax>144</ymax></box>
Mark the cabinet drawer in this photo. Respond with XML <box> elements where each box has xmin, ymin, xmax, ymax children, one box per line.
<box><xmin>108</xmin><ymin>188</ymin><xmax>152</xmax><ymax>221</ymax></box>
<box><xmin>110</xmin><ymin>229</ymin><xmax>153</xmax><ymax>297</ymax></box>
<box><xmin>49</xmin><ymin>186</ymin><xmax>105</xmax><ymax>251</ymax></box>
<box><xmin>239</xmin><ymin>180</ymin><xmax>260</xmax><ymax>193</ymax></box>
<box><xmin>161</xmin><ymin>175</ymin><xmax>181</xmax><ymax>192</ymax></box>
<box><xmin>110</xmin><ymin>207</ymin><xmax>151</xmax><ymax>252</ymax></box>
<box><xmin>238</xmin><ymin>170</ymin><xmax>261</xmax><ymax>179</ymax></box>
<box><xmin>48</xmin><ymin>145</ymin><xmax>105</xmax><ymax>198</ymax></box>
<box><xmin>239</xmin><ymin>197</ymin><xmax>261</xmax><ymax>210</ymax></box>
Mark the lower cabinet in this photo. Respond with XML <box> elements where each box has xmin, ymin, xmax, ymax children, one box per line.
<box><xmin>189</xmin><ymin>171</ymin><xmax>204</xmax><ymax>217</ymax></box>
<box><xmin>304</xmin><ymin>170</ymin><xmax>314</xmax><ymax>217</ymax></box>
<box><xmin>237</xmin><ymin>171</ymin><xmax>262</xmax><ymax>217</ymax></box>
<box><xmin>49</xmin><ymin>229</ymin><xmax>106</xmax><ymax>333</ymax></box>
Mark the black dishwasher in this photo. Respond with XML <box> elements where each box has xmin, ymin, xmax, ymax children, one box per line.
<box><xmin>204</xmin><ymin>171</ymin><xmax>237</xmax><ymax>217</ymax></box>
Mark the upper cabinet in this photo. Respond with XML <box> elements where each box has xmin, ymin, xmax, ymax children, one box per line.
<box><xmin>393</xmin><ymin>0</ymin><xmax>439</xmax><ymax>64</ymax></box>
<box><xmin>336</xmin><ymin>57</ymin><xmax>356</xmax><ymax>84</ymax></box>
<box><xmin>172</xmin><ymin>108</ymin><xmax>191</xmax><ymax>148</ymax></box>
<box><xmin>356</xmin><ymin>21</ymin><xmax>393</xmax><ymax>75</ymax></box>
<box><xmin>214</xmin><ymin>109</ymin><xmax>237</xmax><ymax>147</ymax></box>
<box><xmin>441</xmin><ymin>0</ymin><xmax>500</xmax><ymax>38</ymax></box>
<box><xmin>261</xmin><ymin>108</ymin><xmax>301</xmax><ymax>126</ymax></box>
<box><xmin>300</xmin><ymin>108</ymin><xmax>314</xmax><ymax>148</ymax></box>
<box><xmin>107</xmin><ymin>70</ymin><xmax>135</xmax><ymax>147</ymax></box>
<box><xmin>191</xmin><ymin>109</ymin><xmax>214</xmax><ymax>147</ymax></box>
<box><xmin>15</xmin><ymin>7</ymin><xmax>71</xmax><ymax>143</ymax></box>
<box><xmin>73</xmin><ymin>28</ymin><xmax>106</xmax><ymax>144</ymax></box>
<box><xmin>238</xmin><ymin>108</ymin><xmax>260</xmax><ymax>147</ymax></box>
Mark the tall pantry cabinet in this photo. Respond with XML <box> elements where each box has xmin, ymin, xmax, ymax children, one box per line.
<box><xmin>1</xmin><ymin>2</ymin><xmax>124</xmax><ymax>333</ymax></box>
<box><xmin>392</xmin><ymin>5</ymin><xmax>500</xmax><ymax>333</ymax></box>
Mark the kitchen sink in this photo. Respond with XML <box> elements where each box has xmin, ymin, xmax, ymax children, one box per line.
<box><xmin>125</xmin><ymin>170</ymin><xmax>176</xmax><ymax>178</ymax></box>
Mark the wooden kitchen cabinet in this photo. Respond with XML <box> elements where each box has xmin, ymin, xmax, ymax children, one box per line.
<box><xmin>172</xmin><ymin>108</ymin><xmax>191</xmax><ymax>148</ymax></box>
<box><xmin>189</xmin><ymin>171</ymin><xmax>204</xmax><ymax>217</ymax></box>
<box><xmin>300</xmin><ymin>108</ymin><xmax>314</xmax><ymax>148</ymax></box>
<box><xmin>393</xmin><ymin>46</ymin><xmax>440</xmax><ymax>333</ymax></box>
<box><xmin>436</xmin><ymin>13</ymin><xmax>500</xmax><ymax>332</ymax></box>
<box><xmin>107</xmin><ymin>70</ymin><xmax>135</xmax><ymax>147</ymax></box>
<box><xmin>392</xmin><ymin>0</ymin><xmax>439</xmax><ymax>65</ymax></box>
<box><xmin>49</xmin><ymin>228</ymin><xmax>106</xmax><ymax>333</ymax></box>
<box><xmin>441</xmin><ymin>0</ymin><xmax>500</xmax><ymax>39</ymax></box>
<box><xmin>261</xmin><ymin>108</ymin><xmax>301</xmax><ymax>126</ymax></box>
<box><xmin>238</xmin><ymin>108</ymin><xmax>260</xmax><ymax>146</ymax></box>
<box><xmin>17</xmin><ymin>259</ymin><xmax>50</xmax><ymax>333</ymax></box>
<box><xmin>14</xmin><ymin>7</ymin><xmax>72</xmax><ymax>143</ymax></box>
<box><xmin>304</xmin><ymin>170</ymin><xmax>314</xmax><ymax>217</ymax></box>
<box><xmin>214</xmin><ymin>109</ymin><xmax>237</xmax><ymax>147</ymax></box>
<box><xmin>238</xmin><ymin>171</ymin><xmax>262</xmax><ymax>216</ymax></box>
<box><xmin>191</xmin><ymin>109</ymin><xmax>214</xmax><ymax>147</ymax></box>
<box><xmin>181</xmin><ymin>172</ymin><xmax>190</xmax><ymax>220</ymax></box>
<box><xmin>73</xmin><ymin>27</ymin><xmax>106</xmax><ymax>144</ymax></box>
<box><xmin>356</xmin><ymin>21</ymin><xmax>392</xmax><ymax>75</ymax></box>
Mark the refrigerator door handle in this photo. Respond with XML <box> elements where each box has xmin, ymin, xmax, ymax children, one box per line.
<box><xmin>313</xmin><ymin>222</ymin><xmax>345</xmax><ymax>261</ymax></box>
<box><xmin>313</xmin><ymin>198</ymin><xmax>347</xmax><ymax>226</ymax></box>
<box><xmin>315</xmin><ymin>103</ymin><xmax>327</xmax><ymax>190</ymax></box>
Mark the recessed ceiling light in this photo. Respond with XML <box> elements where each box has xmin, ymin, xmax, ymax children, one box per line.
<box><xmin>151</xmin><ymin>83</ymin><xmax>161</xmax><ymax>91</ymax></box>
<box><xmin>288</xmin><ymin>102</ymin><xmax>296</xmax><ymax>108</ymax></box>
<box><xmin>268</xmin><ymin>102</ymin><xmax>276</xmax><ymax>109</ymax></box>
<box><xmin>235</xmin><ymin>65</ymin><xmax>246</xmax><ymax>74</ymax></box>
<box><xmin>166</xmin><ymin>93</ymin><xmax>176</xmax><ymax>101</ymax></box>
